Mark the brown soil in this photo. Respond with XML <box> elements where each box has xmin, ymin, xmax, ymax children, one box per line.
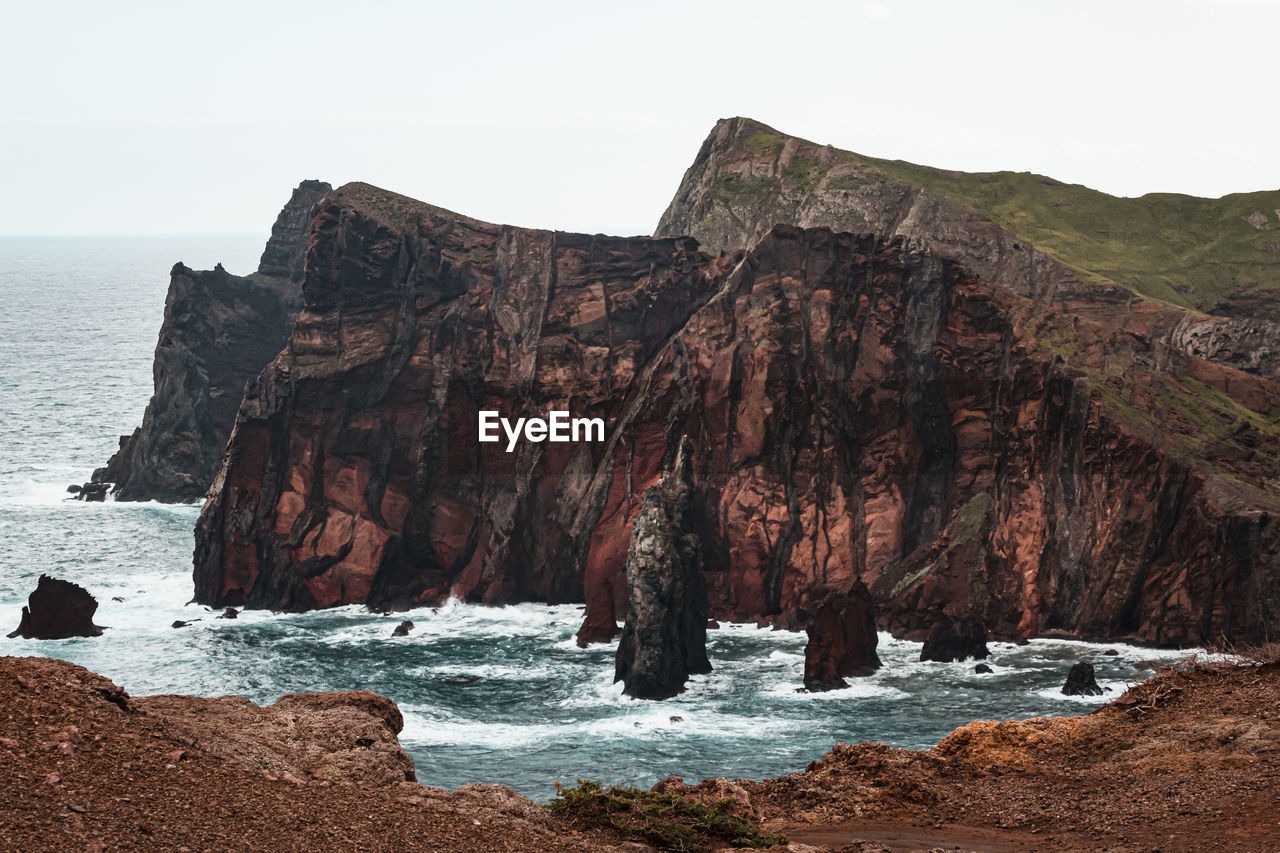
<box><xmin>723</xmin><ymin>654</ymin><xmax>1280</xmax><ymax>851</ymax></box>
<box><xmin>3</xmin><ymin>654</ymin><xmax>1278</xmax><ymax>852</ymax></box>
<box><xmin>0</xmin><ymin>657</ymin><xmax>623</xmax><ymax>852</ymax></box>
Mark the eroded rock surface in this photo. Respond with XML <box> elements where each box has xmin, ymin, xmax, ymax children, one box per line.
<box><xmin>0</xmin><ymin>656</ymin><xmax>627</xmax><ymax>852</ymax></box>
<box><xmin>135</xmin><ymin>689</ymin><xmax>415</xmax><ymax>786</ymax></box>
<box><xmin>656</xmin><ymin>116</ymin><xmax>1280</xmax><ymax>377</ymax></box>
<box><xmin>614</xmin><ymin>436</ymin><xmax>712</xmax><ymax>699</ymax></box>
<box><xmin>193</xmin><ymin>181</ymin><xmax>1280</xmax><ymax>648</ymax></box>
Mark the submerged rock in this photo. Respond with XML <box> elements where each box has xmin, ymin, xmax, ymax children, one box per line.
<box><xmin>920</xmin><ymin>612</ymin><xmax>990</xmax><ymax>663</ymax></box>
<box><xmin>218</xmin><ymin>607</ymin><xmax>239</xmax><ymax>620</ymax></box>
<box><xmin>391</xmin><ymin>620</ymin><xmax>413</xmax><ymax>637</ymax></box>
<box><xmin>7</xmin><ymin>575</ymin><xmax>105</xmax><ymax>640</ymax></box>
<box><xmin>802</xmin><ymin>583</ymin><xmax>881</xmax><ymax>692</ymax></box>
<box><xmin>614</xmin><ymin>437</ymin><xmax>711</xmax><ymax>700</ymax></box>
<box><xmin>1062</xmin><ymin>662</ymin><xmax>1105</xmax><ymax>696</ymax></box>
<box><xmin>71</xmin><ymin>482</ymin><xmax>108</xmax><ymax>502</ymax></box>
<box><xmin>975</xmin><ymin>663</ymin><xmax>993</xmax><ymax>674</ymax></box>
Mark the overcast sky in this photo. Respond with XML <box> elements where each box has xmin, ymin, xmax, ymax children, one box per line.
<box><xmin>2</xmin><ymin>0</ymin><xmax>1277</xmax><ymax>236</ymax></box>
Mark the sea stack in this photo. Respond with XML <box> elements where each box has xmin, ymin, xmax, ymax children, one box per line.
<box><xmin>614</xmin><ymin>437</ymin><xmax>711</xmax><ymax>700</ymax></box>
<box><xmin>802</xmin><ymin>583</ymin><xmax>881</xmax><ymax>692</ymax></box>
<box><xmin>7</xmin><ymin>575</ymin><xmax>105</xmax><ymax>640</ymax></box>
<box><xmin>1062</xmin><ymin>662</ymin><xmax>1105</xmax><ymax>696</ymax></box>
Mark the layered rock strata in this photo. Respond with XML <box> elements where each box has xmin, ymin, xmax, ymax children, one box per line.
<box><xmin>94</xmin><ymin>180</ymin><xmax>330</xmax><ymax>502</ymax></box>
<box><xmin>614</xmin><ymin>436</ymin><xmax>712</xmax><ymax>699</ymax></box>
<box><xmin>193</xmin><ymin>181</ymin><xmax>1280</xmax><ymax>647</ymax></box>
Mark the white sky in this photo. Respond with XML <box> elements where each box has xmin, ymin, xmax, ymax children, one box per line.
<box><xmin>2</xmin><ymin>0</ymin><xmax>1277</xmax><ymax>236</ymax></box>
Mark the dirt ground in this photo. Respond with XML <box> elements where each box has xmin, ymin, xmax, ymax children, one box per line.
<box><xmin>735</xmin><ymin>654</ymin><xmax>1280</xmax><ymax>851</ymax></box>
<box><xmin>2</xmin><ymin>653</ymin><xmax>1278</xmax><ymax>852</ymax></box>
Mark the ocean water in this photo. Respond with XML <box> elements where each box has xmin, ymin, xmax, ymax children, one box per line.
<box><xmin>0</xmin><ymin>236</ymin><xmax>1195</xmax><ymax>800</ymax></box>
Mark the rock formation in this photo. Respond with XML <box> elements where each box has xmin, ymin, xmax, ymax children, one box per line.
<box><xmin>135</xmin><ymin>688</ymin><xmax>416</xmax><ymax>786</ymax></box>
<box><xmin>920</xmin><ymin>611</ymin><xmax>990</xmax><ymax>663</ymax></box>
<box><xmin>7</xmin><ymin>575</ymin><xmax>105</xmax><ymax>639</ymax></box>
<box><xmin>613</xmin><ymin>436</ymin><xmax>712</xmax><ymax>700</ymax></box>
<box><xmin>802</xmin><ymin>583</ymin><xmax>880</xmax><ymax>691</ymax></box>
<box><xmin>93</xmin><ymin>180</ymin><xmax>330</xmax><ymax>502</ymax></box>
<box><xmin>656</xmin><ymin>117</ymin><xmax>1280</xmax><ymax>379</ymax></box>
<box><xmin>257</xmin><ymin>179</ymin><xmax>331</xmax><ymax>281</ymax></box>
<box><xmin>1061</xmin><ymin>662</ymin><xmax>1105</xmax><ymax>696</ymax></box>
<box><xmin>575</xmin><ymin>581</ymin><xmax>620</xmax><ymax>647</ymax></box>
<box><xmin>192</xmin><ymin>169</ymin><xmax>1280</xmax><ymax>648</ymax></box>
<box><xmin>68</xmin><ymin>482</ymin><xmax>108</xmax><ymax>502</ymax></box>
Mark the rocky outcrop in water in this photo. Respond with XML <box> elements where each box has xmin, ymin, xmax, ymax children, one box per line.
<box><xmin>7</xmin><ymin>575</ymin><xmax>104</xmax><ymax>640</ymax></box>
<box><xmin>656</xmin><ymin>117</ymin><xmax>1280</xmax><ymax>378</ymax></box>
<box><xmin>613</xmin><ymin>436</ymin><xmax>712</xmax><ymax>700</ymax></box>
<box><xmin>920</xmin><ymin>611</ymin><xmax>990</xmax><ymax>663</ymax></box>
<box><xmin>802</xmin><ymin>583</ymin><xmax>880</xmax><ymax>691</ymax></box>
<box><xmin>192</xmin><ymin>177</ymin><xmax>1280</xmax><ymax>648</ymax></box>
<box><xmin>68</xmin><ymin>482</ymin><xmax>108</xmax><ymax>502</ymax></box>
<box><xmin>1062</xmin><ymin>662</ymin><xmax>1105</xmax><ymax>696</ymax></box>
<box><xmin>93</xmin><ymin>180</ymin><xmax>330</xmax><ymax>502</ymax></box>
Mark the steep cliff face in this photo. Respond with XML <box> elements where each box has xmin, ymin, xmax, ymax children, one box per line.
<box><xmin>193</xmin><ymin>182</ymin><xmax>1280</xmax><ymax>646</ymax></box>
<box><xmin>656</xmin><ymin>117</ymin><xmax>1280</xmax><ymax>380</ymax></box>
<box><xmin>96</xmin><ymin>180</ymin><xmax>330</xmax><ymax>501</ymax></box>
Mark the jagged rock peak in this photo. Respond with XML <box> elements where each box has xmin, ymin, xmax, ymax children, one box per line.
<box><xmin>257</xmin><ymin>179</ymin><xmax>333</xmax><ymax>281</ymax></box>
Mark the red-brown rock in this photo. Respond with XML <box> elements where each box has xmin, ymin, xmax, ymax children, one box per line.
<box><xmin>803</xmin><ymin>582</ymin><xmax>881</xmax><ymax>691</ymax></box>
<box><xmin>192</xmin><ymin>182</ymin><xmax>1280</xmax><ymax>648</ymax></box>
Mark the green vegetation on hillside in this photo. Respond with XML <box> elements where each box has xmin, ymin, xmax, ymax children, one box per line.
<box><xmin>727</xmin><ymin>119</ymin><xmax>1280</xmax><ymax>317</ymax></box>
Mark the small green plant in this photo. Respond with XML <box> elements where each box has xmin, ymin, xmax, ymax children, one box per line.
<box><xmin>547</xmin><ymin>780</ymin><xmax>786</xmax><ymax>852</ymax></box>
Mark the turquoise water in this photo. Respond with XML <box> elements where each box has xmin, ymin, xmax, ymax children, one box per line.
<box><xmin>0</xmin><ymin>236</ymin><xmax>1193</xmax><ymax>800</ymax></box>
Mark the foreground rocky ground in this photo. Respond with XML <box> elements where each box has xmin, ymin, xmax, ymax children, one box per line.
<box><xmin>2</xmin><ymin>654</ymin><xmax>1278</xmax><ymax>852</ymax></box>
